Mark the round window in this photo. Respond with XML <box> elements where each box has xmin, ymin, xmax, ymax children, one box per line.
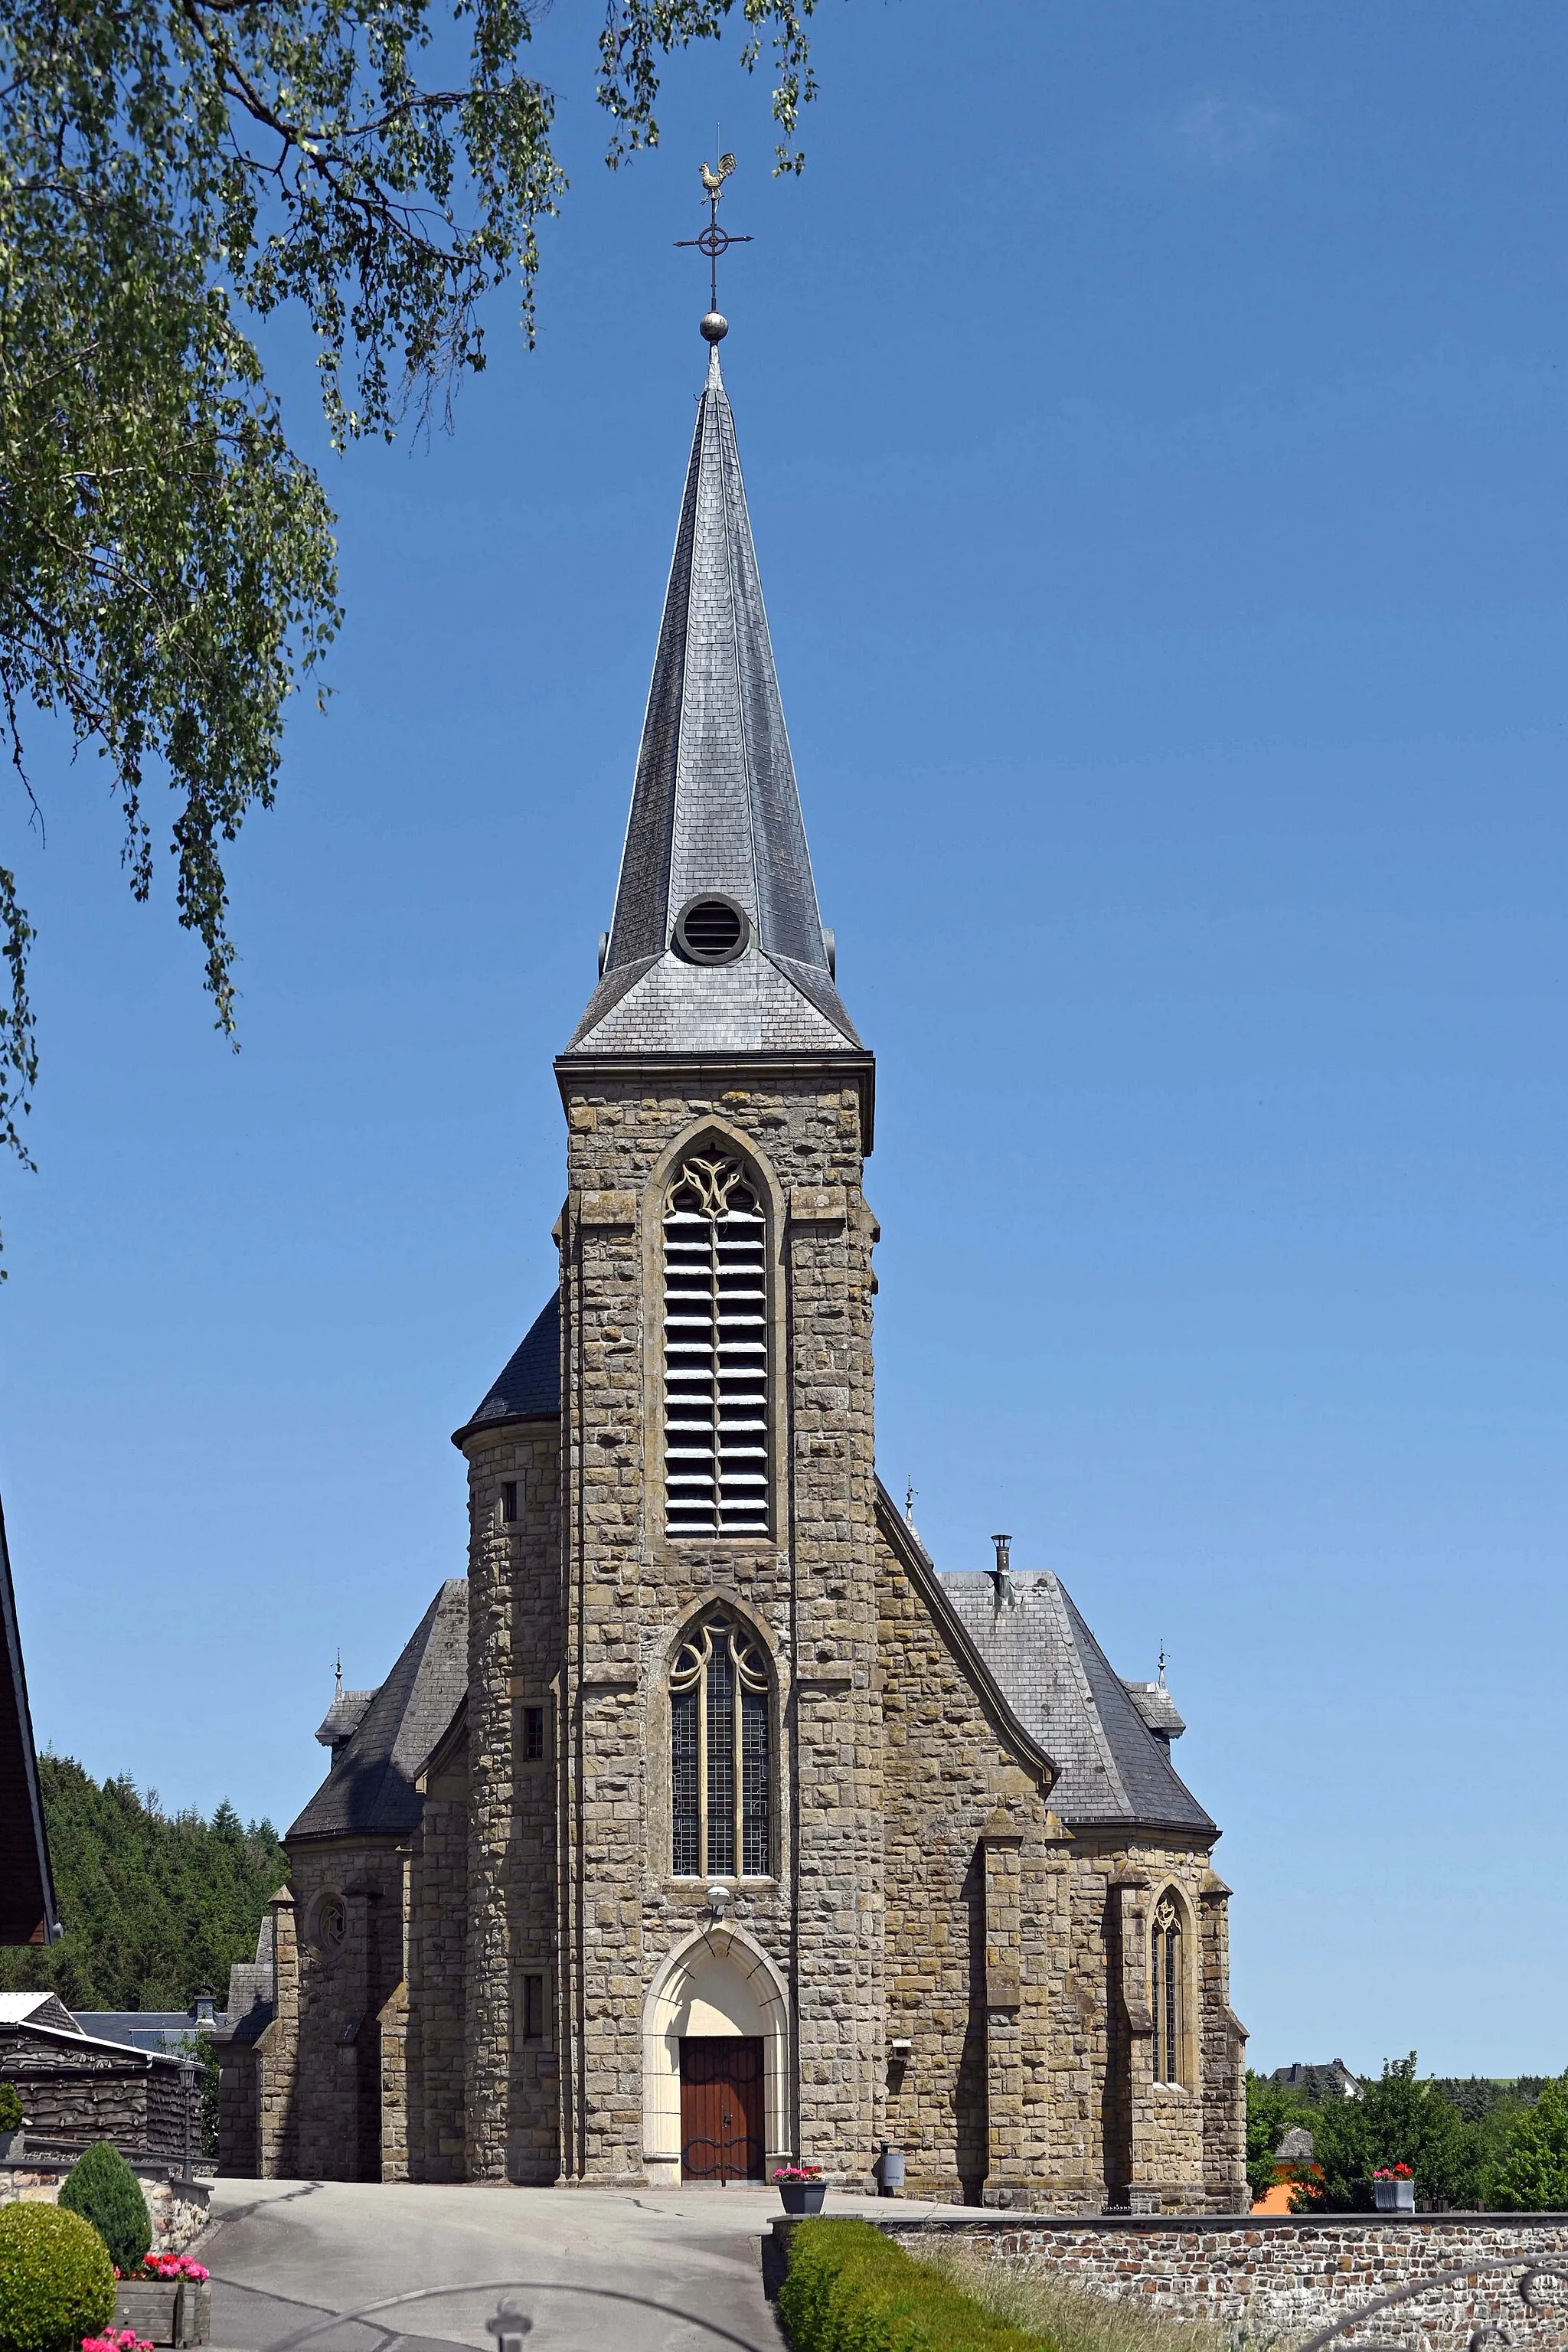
<box><xmin>312</xmin><ymin>1894</ymin><xmax>348</xmax><ymax>1958</ymax></box>
<box><xmin>674</xmin><ymin>894</ymin><xmax>750</xmax><ymax>965</ymax></box>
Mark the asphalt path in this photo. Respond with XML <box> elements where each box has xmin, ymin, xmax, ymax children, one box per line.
<box><xmin>197</xmin><ymin>2178</ymin><xmax>802</xmax><ymax>2352</ymax></box>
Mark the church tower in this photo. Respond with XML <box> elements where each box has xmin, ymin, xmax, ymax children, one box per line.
<box><xmin>454</xmin><ymin>327</ymin><xmax>884</xmax><ymax>2187</ymax></box>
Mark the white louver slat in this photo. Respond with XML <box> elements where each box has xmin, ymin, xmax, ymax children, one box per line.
<box><xmin>664</xmin><ymin>1157</ymin><xmax>769</xmax><ymax>1536</ymax></box>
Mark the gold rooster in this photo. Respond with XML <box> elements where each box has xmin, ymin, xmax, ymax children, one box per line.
<box><xmin>700</xmin><ymin>152</ymin><xmax>737</xmax><ymax>201</ymax></box>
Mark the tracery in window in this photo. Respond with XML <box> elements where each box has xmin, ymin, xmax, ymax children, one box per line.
<box><xmin>663</xmin><ymin>1154</ymin><xmax>769</xmax><ymax>1537</ymax></box>
<box><xmin>670</xmin><ymin>1613</ymin><xmax>772</xmax><ymax>1877</ymax></box>
<box><xmin>1151</xmin><ymin>1895</ymin><xmax>1184</xmax><ymax>2086</ymax></box>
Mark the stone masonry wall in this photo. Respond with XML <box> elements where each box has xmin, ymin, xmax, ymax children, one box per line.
<box><xmin>877</xmin><ymin>1530</ymin><xmax>1240</xmax><ymax>2214</ymax></box>
<box><xmin>877</xmin><ymin>1527</ymin><xmax>1055</xmax><ymax>2207</ymax></box>
<box><xmin>216</xmin><ymin>2027</ymin><xmax>260</xmax><ymax>2178</ymax></box>
<box><xmin>872</xmin><ymin>2213</ymin><xmax>1568</xmax><ymax>2350</ymax></box>
<box><xmin>554</xmin><ymin>1074</ymin><xmax>882</xmax><ymax>2184</ymax></box>
<box><xmin>377</xmin><ymin>1982</ymin><xmax>408</xmax><ymax>2182</ymax></box>
<box><xmin>256</xmin><ymin>1890</ymin><xmax>299</xmax><ymax>2177</ymax></box>
<box><xmin>408</xmin><ymin>1720</ymin><xmax>469</xmax><ymax>2180</ymax></box>
<box><xmin>462</xmin><ymin>1419</ymin><xmax>561</xmax><ymax>2183</ymax></box>
<box><xmin>1198</xmin><ymin>1880</ymin><xmax>1246</xmax><ymax>2208</ymax></box>
<box><xmin>271</xmin><ymin>1839</ymin><xmax>410</xmax><ymax>2179</ymax></box>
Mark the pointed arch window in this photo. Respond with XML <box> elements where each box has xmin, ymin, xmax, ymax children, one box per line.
<box><xmin>670</xmin><ymin>1614</ymin><xmax>771</xmax><ymax>1877</ymax></box>
<box><xmin>1151</xmin><ymin>1896</ymin><xmax>1184</xmax><ymax>2086</ymax></box>
<box><xmin>662</xmin><ymin>1155</ymin><xmax>769</xmax><ymax>1537</ymax></box>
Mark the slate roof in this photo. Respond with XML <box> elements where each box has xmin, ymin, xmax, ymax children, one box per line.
<box><xmin>72</xmin><ymin>2011</ymin><xmax>207</xmax><ymax>2056</ymax></box>
<box><xmin>288</xmin><ymin>1581</ymin><xmax>469</xmax><ymax>1843</ymax></box>
<box><xmin>457</xmin><ymin>1291</ymin><xmax>560</xmax><ymax>1439</ymax></box>
<box><xmin>224</xmin><ymin>1913</ymin><xmax>275</xmax><ymax>2027</ymax></box>
<box><xmin>938</xmin><ymin>1565</ymin><xmax>1215</xmax><ymax>1837</ymax></box>
<box><xmin>566</xmin><ymin>344</ymin><xmax>860</xmax><ymax>1059</ymax></box>
<box><xmin>0</xmin><ymin>1991</ymin><xmax>76</xmax><ymax>2030</ymax></box>
<box><xmin>0</xmin><ymin>1493</ymin><xmax>58</xmax><ymax>1947</ymax></box>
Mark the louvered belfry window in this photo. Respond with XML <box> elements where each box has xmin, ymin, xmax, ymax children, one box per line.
<box><xmin>1151</xmin><ymin>1896</ymin><xmax>1184</xmax><ymax>2086</ymax></box>
<box><xmin>662</xmin><ymin>1155</ymin><xmax>769</xmax><ymax>1536</ymax></box>
<box><xmin>670</xmin><ymin>1614</ymin><xmax>772</xmax><ymax>1877</ymax></box>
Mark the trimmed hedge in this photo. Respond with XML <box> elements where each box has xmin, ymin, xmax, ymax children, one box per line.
<box><xmin>59</xmin><ymin>2142</ymin><xmax>151</xmax><ymax>2275</ymax></box>
<box><xmin>777</xmin><ymin>2217</ymin><xmax>1053</xmax><ymax>2352</ymax></box>
<box><xmin>0</xmin><ymin>2202</ymin><xmax>116</xmax><ymax>2352</ymax></box>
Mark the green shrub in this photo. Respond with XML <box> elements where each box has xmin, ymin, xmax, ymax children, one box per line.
<box><xmin>778</xmin><ymin>2217</ymin><xmax>1050</xmax><ymax>2352</ymax></box>
<box><xmin>0</xmin><ymin>2202</ymin><xmax>115</xmax><ymax>2352</ymax></box>
<box><xmin>1480</xmin><ymin>2076</ymin><xmax>1568</xmax><ymax>2210</ymax></box>
<box><xmin>58</xmin><ymin>2142</ymin><xmax>151</xmax><ymax>2274</ymax></box>
<box><xmin>0</xmin><ymin>2087</ymin><xmax>22</xmax><ymax>2136</ymax></box>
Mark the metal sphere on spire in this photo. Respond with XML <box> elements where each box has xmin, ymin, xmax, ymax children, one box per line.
<box><xmin>700</xmin><ymin>311</ymin><xmax>728</xmax><ymax>344</ymax></box>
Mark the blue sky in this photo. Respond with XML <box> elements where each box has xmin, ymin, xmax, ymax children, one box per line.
<box><xmin>2</xmin><ymin>2</ymin><xmax>1564</xmax><ymax>2075</ymax></box>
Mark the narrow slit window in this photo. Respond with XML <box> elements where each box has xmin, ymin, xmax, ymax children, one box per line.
<box><xmin>521</xmin><ymin>1973</ymin><xmax>545</xmax><ymax>2040</ymax></box>
<box><xmin>663</xmin><ymin>1155</ymin><xmax>768</xmax><ymax>1537</ymax></box>
<box><xmin>669</xmin><ymin>1613</ymin><xmax>772</xmax><ymax>1878</ymax></box>
<box><xmin>1151</xmin><ymin>1896</ymin><xmax>1183</xmax><ymax>2086</ymax></box>
<box><xmin>501</xmin><ymin>1481</ymin><xmax>521</xmax><ymax>1525</ymax></box>
<box><xmin>521</xmin><ymin>1705</ymin><xmax>545</xmax><ymax>1762</ymax></box>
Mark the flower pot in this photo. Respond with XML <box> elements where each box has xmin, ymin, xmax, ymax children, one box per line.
<box><xmin>114</xmin><ymin>2279</ymin><xmax>210</xmax><ymax>2347</ymax></box>
<box><xmin>777</xmin><ymin>2181</ymin><xmax>827</xmax><ymax>2216</ymax></box>
<box><xmin>0</xmin><ymin>2129</ymin><xmax>23</xmax><ymax>2161</ymax></box>
<box><xmin>1374</xmin><ymin>2176</ymin><xmax>1415</xmax><ymax>2213</ymax></box>
<box><xmin>115</xmin><ymin>2284</ymin><xmax>180</xmax><ymax>2345</ymax></box>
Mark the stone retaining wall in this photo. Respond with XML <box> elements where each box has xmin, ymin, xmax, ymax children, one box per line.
<box><xmin>867</xmin><ymin>2212</ymin><xmax>1568</xmax><ymax>2348</ymax></box>
<box><xmin>0</xmin><ymin>2160</ymin><xmax>211</xmax><ymax>2254</ymax></box>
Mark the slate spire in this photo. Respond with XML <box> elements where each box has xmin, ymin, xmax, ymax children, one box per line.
<box><xmin>566</xmin><ymin>344</ymin><xmax>860</xmax><ymax>1057</ymax></box>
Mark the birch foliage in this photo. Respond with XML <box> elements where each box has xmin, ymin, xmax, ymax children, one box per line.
<box><xmin>0</xmin><ymin>0</ymin><xmax>815</xmax><ymax>1232</ymax></box>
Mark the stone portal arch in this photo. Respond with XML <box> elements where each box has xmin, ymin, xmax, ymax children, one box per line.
<box><xmin>642</xmin><ymin>1926</ymin><xmax>791</xmax><ymax>2185</ymax></box>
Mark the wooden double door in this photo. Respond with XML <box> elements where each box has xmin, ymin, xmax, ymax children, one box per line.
<box><xmin>679</xmin><ymin>2037</ymin><xmax>765</xmax><ymax>2181</ymax></box>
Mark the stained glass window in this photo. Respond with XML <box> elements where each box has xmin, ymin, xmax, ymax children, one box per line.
<box><xmin>1151</xmin><ymin>1896</ymin><xmax>1184</xmax><ymax>2086</ymax></box>
<box><xmin>670</xmin><ymin>1614</ymin><xmax>772</xmax><ymax>1878</ymax></box>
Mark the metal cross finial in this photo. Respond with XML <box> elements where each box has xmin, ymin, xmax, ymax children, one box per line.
<box><xmin>905</xmin><ymin>1478</ymin><xmax>916</xmax><ymax>1523</ymax></box>
<box><xmin>1158</xmin><ymin>1643</ymin><xmax>1167</xmax><ymax>1687</ymax></box>
<box><xmin>334</xmin><ymin>1648</ymin><xmax>342</xmax><ymax>1700</ymax></box>
<box><xmin>677</xmin><ymin>153</ymin><xmax>751</xmax><ymax>345</ymax></box>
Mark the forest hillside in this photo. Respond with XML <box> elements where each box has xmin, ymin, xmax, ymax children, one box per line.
<box><xmin>0</xmin><ymin>1755</ymin><xmax>287</xmax><ymax>2010</ymax></box>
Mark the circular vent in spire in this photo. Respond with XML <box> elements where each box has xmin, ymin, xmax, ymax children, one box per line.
<box><xmin>675</xmin><ymin>893</ymin><xmax>750</xmax><ymax>965</ymax></box>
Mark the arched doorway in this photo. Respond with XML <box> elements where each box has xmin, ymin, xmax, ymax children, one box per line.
<box><xmin>642</xmin><ymin>1927</ymin><xmax>790</xmax><ymax>2187</ymax></box>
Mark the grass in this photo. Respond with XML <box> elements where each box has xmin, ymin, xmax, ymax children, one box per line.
<box><xmin>906</xmin><ymin>2241</ymin><xmax>1258</xmax><ymax>2352</ymax></box>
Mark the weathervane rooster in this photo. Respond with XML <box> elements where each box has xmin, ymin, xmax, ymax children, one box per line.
<box><xmin>699</xmin><ymin>152</ymin><xmax>736</xmax><ymax>201</ymax></box>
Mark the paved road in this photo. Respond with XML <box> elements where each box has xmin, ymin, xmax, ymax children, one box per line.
<box><xmin>198</xmin><ymin>2178</ymin><xmax>808</xmax><ymax>2352</ymax></box>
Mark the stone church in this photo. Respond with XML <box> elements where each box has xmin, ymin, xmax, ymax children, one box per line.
<box><xmin>219</xmin><ymin>319</ymin><xmax>1247</xmax><ymax>2210</ymax></box>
